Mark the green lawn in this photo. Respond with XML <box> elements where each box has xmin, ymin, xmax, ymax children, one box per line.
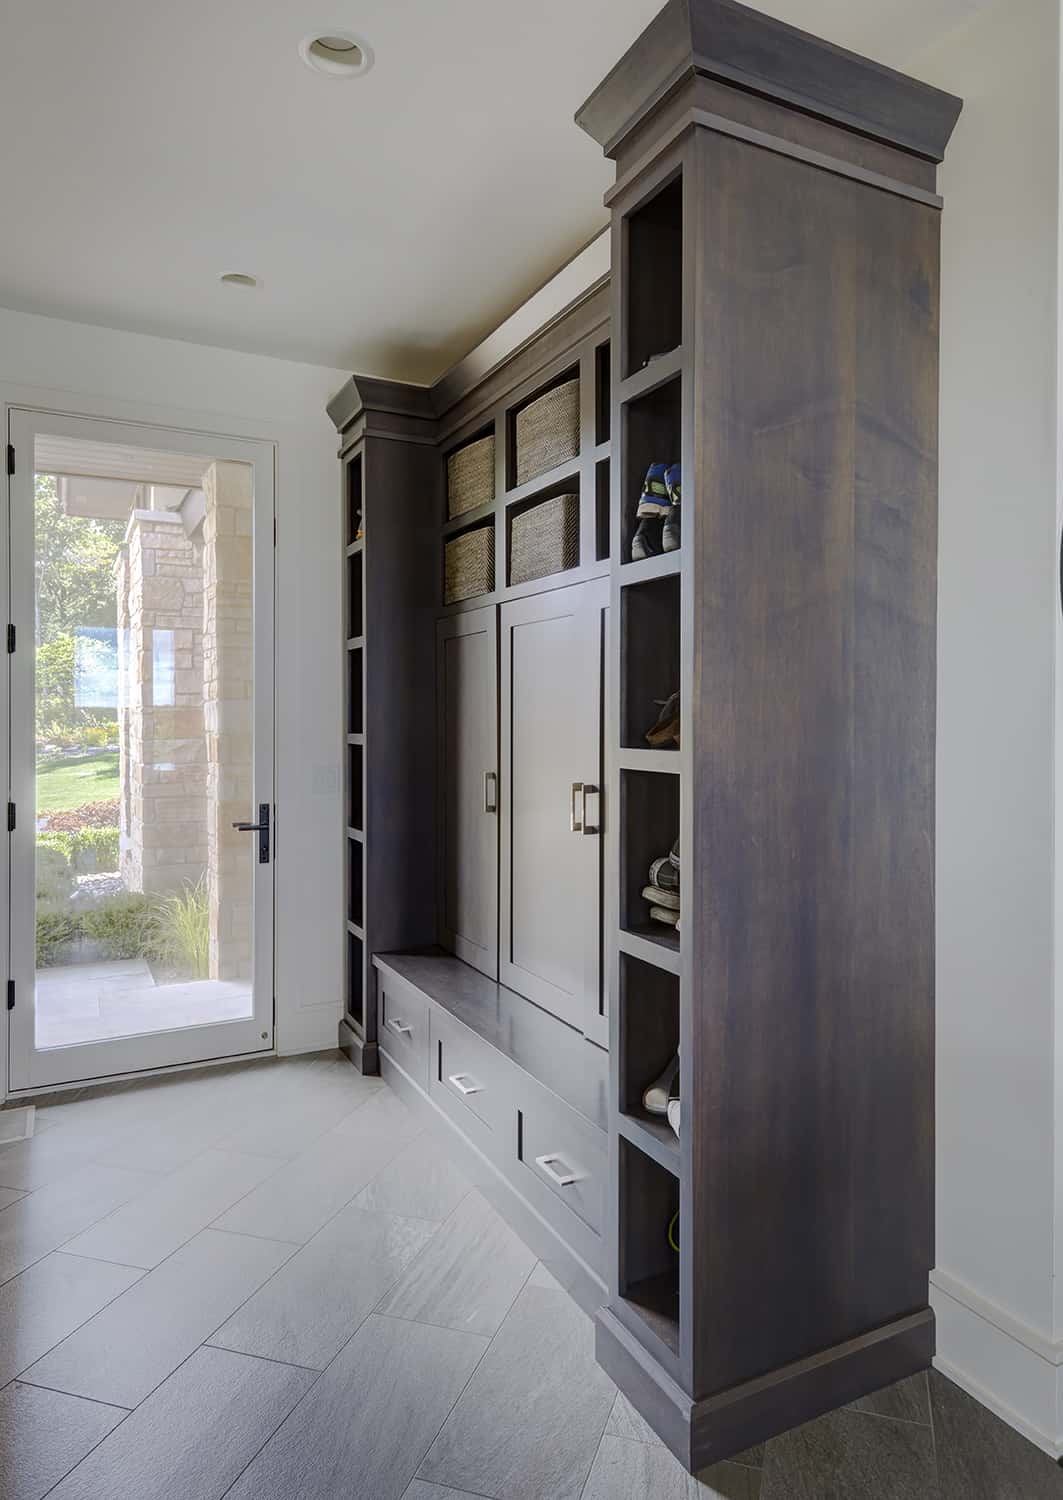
<box><xmin>36</xmin><ymin>750</ymin><xmax>120</xmax><ymax>813</ymax></box>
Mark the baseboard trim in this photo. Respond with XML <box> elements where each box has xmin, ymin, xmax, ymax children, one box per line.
<box><xmin>931</xmin><ymin>1270</ymin><xmax>1060</xmax><ymax>1458</ymax></box>
<box><xmin>597</xmin><ymin>1304</ymin><xmax>935</xmax><ymax>1472</ymax></box>
<box><xmin>337</xmin><ymin>1017</ymin><xmax>379</xmax><ymax>1076</ymax></box>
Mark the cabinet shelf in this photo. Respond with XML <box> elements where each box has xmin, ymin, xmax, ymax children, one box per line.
<box><xmin>619</xmin><ymin>1111</ymin><xmax>680</xmax><ymax>1176</ymax></box>
<box><xmin>617</xmin><ymin>749</ymin><xmax>679</xmax><ymax>774</ymax></box>
<box><xmin>618</xmin><ymin>347</ymin><xmax>683</xmax><ymax>407</ymax></box>
<box><xmin>624</xmin><ymin>1273</ymin><xmax>680</xmax><ymax>1357</ymax></box>
<box><xmin>442</xmin><ymin>498</ymin><xmax>497</xmax><ymax>536</ymax></box>
<box><xmin>619</xmin><ymin>551</ymin><xmax>681</xmax><ymax>584</ymax></box>
<box><xmin>503</xmin><ymin>454</ymin><xmax>582</xmax><ymax>511</ymax></box>
<box><xmin>618</xmin><ymin>927</ymin><xmax>681</xmax><ymax>975</ymax></box>
<box><xmin>347</xmin><ymin>636</ymin><xmax>364</xmax><ymax>651</ymax></box>
<box><xmin>346</xmin><ymin>826</ymin><xmax>364</xmax><ymax>843</ymax></box>
<box><xmin>346</xmin><ymin>540</ymin><xmax>364</xmax><ymax>557</ymax></box>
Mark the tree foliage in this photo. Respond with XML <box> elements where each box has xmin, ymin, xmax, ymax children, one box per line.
<box><xmin>34</xmin><ymin>473</ymin><xmax>125</xmax><ymax>645</ymax></box>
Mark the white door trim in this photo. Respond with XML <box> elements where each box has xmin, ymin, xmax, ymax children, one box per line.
<box><xmin>6</xmin><ymin>405</ymin><xmax>276</xmax><ymax>1091</ymax></box>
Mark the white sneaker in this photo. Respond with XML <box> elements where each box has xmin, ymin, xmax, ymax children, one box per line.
<box><xmin>642</xmin><ymin>1054</ymin><xmax>678</xmax><ymax>1115</ymax></box>
<box><xmin>667</xmin><ymin>1096</ymin><xmax>680</xmax><ymax>1138</ymax></box>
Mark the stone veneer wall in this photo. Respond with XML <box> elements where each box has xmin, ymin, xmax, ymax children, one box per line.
<box><xmin>202</xmin><ymin>462</ymin><xmax>254</xmax><ymax>982</ymax></box>
<box><xmin>116</xmin><ymin>511</ymin><xmax>207</xmax><ymax>894</ymax></box>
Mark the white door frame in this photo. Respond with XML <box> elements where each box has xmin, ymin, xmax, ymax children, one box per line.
<box><xmin>6</xmin><ymin>406</ymin><xmax>276</xmax><ymax>1091</ymax></box>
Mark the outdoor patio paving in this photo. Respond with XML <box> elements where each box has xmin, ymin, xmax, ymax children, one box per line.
<box><xmin>35</xmin><ymin>960</ymin><xmax>253</xmax><ymax>1049</ymax></box>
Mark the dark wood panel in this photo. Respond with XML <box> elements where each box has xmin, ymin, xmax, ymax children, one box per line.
<box><xmin>688</xmin><ymin>128</ymin><xmax>938</xmax><ymax>1395</ymax></box>
<box><xmin>576</xmin><ymin>0</ymin><xmax>962</xmax><ymax>164</ymax></box>
<box><xmin>375</xmin><ymin>951</ymin><xmax>608</xmax><ymax>1132</ymax></box>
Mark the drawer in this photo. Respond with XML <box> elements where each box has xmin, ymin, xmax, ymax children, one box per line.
<box><xmin>514</xmin><ymin>1086</ymin><xmax>606</xmax><ymax>1241</ymax></box>
<box><xmin>377</xmin><ymin>971</ymin><xmax>430</xmax><ymax>1089</ymax></box>
<box><xmin>430</xmin><ymin>1007</ymin><xmax>505</xmax><ymax>1138</ymax></box>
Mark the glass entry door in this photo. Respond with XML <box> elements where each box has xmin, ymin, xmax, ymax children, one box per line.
<box><xmin>6</xmin><ymin>409</ymin><xmax>275</xmax><ymax>1090</ymax></box>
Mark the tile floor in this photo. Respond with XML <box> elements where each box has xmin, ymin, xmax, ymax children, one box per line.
<box><xmin>0</xmin><ymin>1051</ymin><xmax>1060</xmax><ymax>1499</ymax></box>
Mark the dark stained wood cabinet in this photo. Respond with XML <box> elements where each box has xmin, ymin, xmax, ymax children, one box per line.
<box><xmin>327</xmin><ymin>0</ymin><xmax>960</xmax><ymax>1472</ymax></box>
<box><xmin>576</xmin><ymin>0</ymin><xmax>961</xmax><ymax>1472</ymax></box>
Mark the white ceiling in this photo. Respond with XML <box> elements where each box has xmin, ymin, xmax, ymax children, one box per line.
<box><xmin>0</xmin><ymin>0</ymin><xmax>983</xmax><ymax>384</ymax></box>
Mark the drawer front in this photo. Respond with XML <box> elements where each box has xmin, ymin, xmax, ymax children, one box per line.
<box><xmin>515</xmin><ymin>1087</ymin><xmax>606</xmax><ymax>1241</ymax></box>
<box><xmin>378</xmin><ymin>973</ymin><xmax>430</xmax><ymax>1089</ymax></box>
<box><xmin>430</xmin><ymin>1008</ymin><xmax>504</xmax><ymax>1136</ymax></box>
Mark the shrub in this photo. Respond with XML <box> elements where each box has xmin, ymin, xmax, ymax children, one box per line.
<box><xmin>36</xmin><ymin>826</ymin><xmax>119</xmax><ymax>875</ymax></box>
<box><xmin>36</xmin><ymin>911</ymin><xmax>80</xmax><ymax>966</ymax></box>
<box><xmin>81</xmin><ymin>895</ymin><xmax>157</xmax><ymax>961</ymax></box>
<box><xmin>36</xmin><ymin>840</ymin><xmax>75</xmax><ymax>907</ymax></box>
<box><xmin>151</xmin><ymin>877</ymin><xmax>210</xmax><ymax>979</ymax></box>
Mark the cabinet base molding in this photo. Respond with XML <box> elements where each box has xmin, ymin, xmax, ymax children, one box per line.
<box><xmin>338</xmin><ymin>1017</ymin><xmax>379</xmax><ymax>1076</ymax></box>
<box><xmin>596</xmin><ymin>1304</ymin><xmax>935</xmax><ymax>1473</ymax></box>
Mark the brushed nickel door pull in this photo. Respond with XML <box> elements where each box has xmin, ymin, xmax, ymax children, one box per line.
<box><xmin>570</xmin><ymin>782</ymin><xmax>584</xmax><ymax>833</ymax></box>
<box><xmin>582</xmin><ymin>784</ymin><xmax>601</xmax><ymax>836</ymax></box>
<box><xmin>535</xmin><ymin>1153</ymin><xmax>582</xmax><ymax>1188</ymax></box>
<box><xmin>448</xmin><ymin>1072</ymin><xmax>483</xmax><ymax>1097</ymax></box>
<box><xmin>385</xmin><ymin>1017</ymin><xmax>412</xmax><ymax>1039</ymax></box>
<box><xmin>484</xmin><ymin>771</ymin><xmax>498</xmax><ymax>814</ymax></box>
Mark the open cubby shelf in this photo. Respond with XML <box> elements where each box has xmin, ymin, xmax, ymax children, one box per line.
<box><xmin>619</xmin><ymin>1136</ymin><xmax>681</xmax><ymax>1356</ymax></box>
<box><xmin>348</xmin><ymin>841</ymin><xmax>364</xmax><ymax>928</ymax></box>
<box><xmin>347</xmin><ymin>649</ymin><xmax>364</xmax><ymax>735</ymax></box>
<box><xmin>347</xmin><ymin>743</ymin><xmax>363</xmax><ymax>831</ymax></box>
<box><xmin>624</xmin><ymin>174</ymin><xmax>683</xmax><ymax>378</ymax></box>
<box><xmin>346</xmin><ymin>451</ymin><xmax>363</xmax><ymax>547</ymax></box>
<box><xmin>346</xmin><ymin>931</ymin><xmax>364</xmax><ymax>1028</ymax></box>
<box><xmin>619</xmin><ymin>769</ymin><xmax>680</xmax><ymax>954</ymax></box>
<box><xmin>621</xmin><ymin>574</ymin><xmax>680</xmax><ymax>752</ymax></box>
<box><xmin>620</xmin><ymin>375</ymin><xmax>682</xmax><ymax>566</ymax></box>
<box><xmin>347</xmin><ymin>552</ymin><xmax>364</xmax><ymax>638</ymax></box>
<box><xmin>507</xmin><ymin>364</ymin><xmax>581</xmax><ymax>491</ymax></box>
<box><xmin>595</xmin><ymin>341</ymin><xmax>612</xmax><ymax>445</ymax></box>
<box><xmin>595</xmin><ymin>459</ymin><xmax>610</xmax><ymax>562</ymax></box>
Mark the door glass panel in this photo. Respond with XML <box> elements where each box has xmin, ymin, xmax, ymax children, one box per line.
<box><xmin>32</xmin><ymin>455</ymin><xmax>256</xmax><ymax>1048</ymax></box>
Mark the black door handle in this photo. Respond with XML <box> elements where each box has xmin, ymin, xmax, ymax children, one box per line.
<box><xmin>232</xmin><ymin>803</ymin><xmax>271</xmax><ymax>863</ymax></box>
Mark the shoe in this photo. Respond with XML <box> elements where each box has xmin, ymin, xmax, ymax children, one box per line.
<box><xmin>648</xmin><ymin>855</ymin><xmax>678</xmax><ymax>894</ymax></box>
<box><xmin>649</xmin><ymin>905</ymin><xmax>679</xmax><ymax>928</ymax></box>
<box><xmin>642</xmin><ymin>883</ymin><xmax>679</xmax><ymax>911</ymax></box>
<box><xmin>642</xmin><ymin>1054</ymin><xmax>678</xmax><ymax>1115</ymax></box>
<box><xmin>631</xmin><ymin>516</ymin><xmax>663</xmax><ymax>561</ymax></box>
<box><xmin>667</xmin><ymin>1094</ymin><xmax>680</xmax><ymax>1138</ymax></box>
<box><xmin>662</xmin><ymin>465</ymin><xmax>681</xmax><ymax>552</ymax></box>
<box><xmin>630</xmin><ymin>463</ymin><xmax>671</xmax><ymax>561</ymax></box>
<box><xmin>646</xmin><ymin>692</ymin><xmax>680</xmax><ymax>747</ymax></box>
<box><xmin>669</xmin><ymin>837</ymin><xmax>679</xmax><ymax>871</ymax></box>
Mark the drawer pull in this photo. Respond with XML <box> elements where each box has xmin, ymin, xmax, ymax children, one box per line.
<box><xmin>385</xmin><ymin>1018</ymin><xmax>413</xmax><ymax>1039</ymax></box>
<box><xmin>448</xmin><ymin>1072</ymin><xmax>483</xmax><ymax>1097</ymax></box>
<box><xmin>535</xmin><ymin>1153</ymin><xmax>582</xmax><ymax>1188</ymax></box>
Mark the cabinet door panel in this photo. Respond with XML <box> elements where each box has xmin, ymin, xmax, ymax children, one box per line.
<box><xmin>500</xmin><ymin>579</ymin><xmax>607</xmax><ymax>1030</ymax></box>
<box><xmin>438</xmin><ymin>607</ymin><xmax>499</xmax><ymax>979</ymax></box>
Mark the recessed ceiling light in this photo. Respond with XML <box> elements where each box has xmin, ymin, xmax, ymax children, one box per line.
<box><xmin>299</xmin><ymin>30</ymin><xmax>373</xmax><ymax>78</ymax></box>
<box><xmin>220</xmin><ymin>273</ymin><xmax>260</xmax><ymax>288</ymax></box>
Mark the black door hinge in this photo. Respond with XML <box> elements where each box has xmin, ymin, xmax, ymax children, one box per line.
<box><xmin>5</xmin><ymin>444</ymin><xmax>13</xmax><ymax>477</ymax></box>
<box><xmin>5</xmin><ymin>624</ymin><xmax>14</xmax><ymax>654</ymax></box>
<box><xmin>6</xmin><ymin>981</ymin><xmax>13</xmax><ymax>1012</ymax></box>
<box><xmin>6</xmin><ymin>802</ymin><xmax>14</xmax><ymax>832</ymax></box>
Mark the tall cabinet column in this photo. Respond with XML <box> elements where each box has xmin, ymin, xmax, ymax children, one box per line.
<box><xmin>577</xmin><ymin>0</ymin><xmax>962</xmax><ymax>1470</ymax></box>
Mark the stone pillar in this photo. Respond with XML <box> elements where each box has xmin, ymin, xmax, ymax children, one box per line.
<box><xmin>119</xmin><ymin>511</ymin><xmax>208</xmax><ymax>893</ymax></box>
<box><xmin>202</xmin><ymin>463</ymin><xmax>254</xmax><ymax>982</ymax></box>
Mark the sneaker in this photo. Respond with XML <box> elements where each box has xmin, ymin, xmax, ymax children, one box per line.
<box><xmin>667</xmin><ymin>1094</ymin><xmax>680</xmax><ymax>1138</ymax></box>
<box><xmin>642</xmin><ymin>1054</ymin><xmax>678</xmax><ymax>1115</ymax></box>
<box><xmin>649</xmin><ymin>905</ymin><xmax>679</xmax><ymax>928</ymax></box>
<box><xmin>637</xmin><ymin>463</ymin><xmax>672</xmax><ymax>518</ymax></box>
<box><xmin>662</xmin><ymin>464</ymin><xmax>681</xmax><ymax>552</ymax></box>
<box><xmin>648</xmin><ymin>855</ymin><xmax>678</xmax><ymax>894</ymax></box>
<box><xmin>645</xmin><ymin>692</ymin><xmax>679</xmax><ymax>747</ymax></box>
<box><xmin>631</xmin><ymin>515</ymin><xmax>663</xmax><ymax>561</ymax></box>
<box><xmin>669</xmin><ymin>837</ymin><xmax>679</xmax><ymax>871</ymax></box>
<box><xmin>642</xmin><ymin>883</ymin><xmax>679</xmax><ymax>911</ymax></box>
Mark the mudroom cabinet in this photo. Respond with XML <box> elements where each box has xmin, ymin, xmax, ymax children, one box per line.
<box><xmin>328</xmin><ymin>0</ymin><xmax>961</xmax><ymax>1472</ymax></box>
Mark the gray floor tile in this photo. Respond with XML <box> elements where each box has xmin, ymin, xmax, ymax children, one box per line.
<box><xmin>0</xmin><ymin>1164</ymin><xmax>157</xmax><ymax>1284</ymax></box>
<box><xmin>211</xmin><ymin>1107</ymin><xmax>414</xmax><ymax>1245</ymax></box>
<box><xmin>45</xmin><ymin>1346</ymin><xmax>315</xmax><ymax>1500</ymax></box>
<box><xmin>21</xmin><ymin>1228</ymin><xmax>293</xmax><ymax>1407</ymax></box>
<box><xmin>582</xmin><ymin>1436</ymin><xmax>760</xmax><ymax>1499</ymax></box>
<box><xmin>403</xmin><ymin>1485</ymin><xmax>486</xmax><ymax>1500</ymax></box>
<box><xmin>0</xmin><ymin>1188</ymin><xmax>23</xmax><ymax>1211</ymax></box>
<box><xmin>419</xmin><ymin>1283</ymin><xmax>615</xmax><ymax>1500</ymax></box>
<box><xmin>327</xmin><ymin>1085</ymin><xmax>424</xmax><ymax>1149</ymax></box>
<box><xmin>209</xmin><ymin>1203</ymin><xmax>437</xmax><ymax>1369</ymax></box>
<box><xmin>0</xmin><ymin>1131</ymin><xmax>96</xmax><ymax>1192</ymax></box>
<box><xmin>62</xmin><ymin>1148</ymin><xmax>281</xmax><ymax>1268</ymax></box>
<box><xmin>608</xmin><ymin>1391</ymin><xmax>664</xmax><ymax>1445</ymax></box>
<box><xmin>0</xmin><ymin>1251</ymin><xmax>142</xmax><ymax>1388</ymax></box>
<box><xmin>377</xmin><ymin>1189</ymin><xmax>535</xmax><ymax>1337</ymax></box>
<box><xmin>930</xmin><ymin>1369</ymin><xmax>1063</xmax><ymax>1500</ymax></box>
<box><xmin>214</xmin><ymin>1069</ymin><xmax>383</xmax><ymax>1160</ymax></box>
<box><xmin>226</xmin><ymin>1313</ymin><xmax>488</xmax><ymax>1500</ymax></box>
<box><xmin>759</xmin><ymin>1406</ymin><xmax>937</xmax><ymax>1499</ymax></box>
<box><xmin>849</xmin><ymin>1370</ymin><xmax>931</xmax><ymax>1425</ymax></box>
<box><xmin>355</xmin><ymin>1134</ymin><xmax>472</xmax><ymax>1222</ymax></box>
<box><xmin>0</xmin><ymin>1380</ymin><xmax>125</xmax><ymax>1500</ymax></box>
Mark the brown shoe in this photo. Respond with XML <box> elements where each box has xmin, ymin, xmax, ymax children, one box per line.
<box><xmin>646</xmin><ymin>692</ymin><xmax>680</xmax><ymax>747</ymax></box>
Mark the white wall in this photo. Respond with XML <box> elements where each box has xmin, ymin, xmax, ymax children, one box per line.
<box><xmin>0</xmin><ymin>307</ymin><xmax>350</xmax><ymax>1090</ymax></box>
<box><xmin>908</xmin><ymin>0</ymin><xmax>1063</xmax><ymax>1454</ymax></box>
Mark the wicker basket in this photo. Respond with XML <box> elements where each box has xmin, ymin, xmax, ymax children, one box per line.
<box><xmin>445</xmin><ymin>525</ymin><xmax>495</xmax><ymax>604</ymax></box>
<box><xmin>510</xmin><ymin>494</ymin><xmax>580</xmax><ymax>587</ymax></box>
<box><xmin>515</xmin><ymin>378</ymin><xmax>580</xmax><ymax>487</ymax></box>
<box><xmin>447</xmin><ymin>435</ymin><xmax>495</xmax><ymax>519</ymax></box>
